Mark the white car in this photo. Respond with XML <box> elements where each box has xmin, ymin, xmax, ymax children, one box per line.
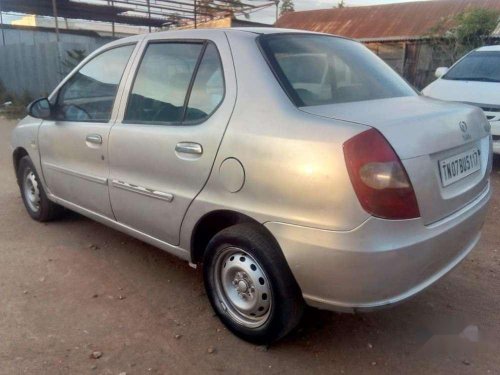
<box><xmin>423</xmin><ymin>45</ymin><xmax>500</xmax><ymax>153</ymax></box>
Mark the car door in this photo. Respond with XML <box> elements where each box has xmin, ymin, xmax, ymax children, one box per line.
<box><xmin>38</xmin><ymin>43</ymin><xmax>138</xmax><ymax>218</ymax></box>
<box><xmin>108</xmin><ymin>32</ymin><xmax>236</xmax><ymax>245</ymax></box>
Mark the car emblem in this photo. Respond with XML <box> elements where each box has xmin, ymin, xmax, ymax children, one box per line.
<box><xmin>459</xmin><ymin>121</ymin><xmax>468</xmax><ymax>133</ymax></box>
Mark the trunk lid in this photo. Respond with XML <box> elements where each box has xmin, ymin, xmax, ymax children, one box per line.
<box><xmin>301</xmin><ymin>96</ymin><xmax>492</xmax><ymax>224</ymax></box>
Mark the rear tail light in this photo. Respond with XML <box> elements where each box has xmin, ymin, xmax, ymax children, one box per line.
<box><xmin>343</xmin><ymin>128</ymin><xmax>420</xmax><ymax>220</ymax></box>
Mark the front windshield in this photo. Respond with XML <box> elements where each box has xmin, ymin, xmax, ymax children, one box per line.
<box><xmin>444</xmin><ymin>51</ymin><xmax>500</xmax><ymax>82</ymax></box>
<box><xmin>259</xmin><ymin>34</ymin><xmax>416</xmax><ymax>107</ymax></box>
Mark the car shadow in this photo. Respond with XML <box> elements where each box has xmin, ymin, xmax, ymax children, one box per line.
<box><xmin>47</xmin><ymin>202</ymin><xmax>488</xmax><ymax>358</ymax></box>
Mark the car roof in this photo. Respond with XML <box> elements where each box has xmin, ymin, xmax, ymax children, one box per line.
<box><xmin>118</xmin><ymin>27</ymin><xmax>337</xmax><ymax>43</ymax></box>
<box><xmin>226</xmin><ymin>27</ymin><xmax>321</xmax><ymax>35</ymax></box>
<box><xmin>114</xmin><ymin>27</ymin><xmax>351</xmax><ymax>47</ymax></box>
<box><xmin>475</xmin><ymin>45</ymin><xmax>500</xmax><ymax>52</ymax></box>
<box><xmin>93</xmin><ymin>27</ymin><xmax>354</xmax><ymax>60</ymax></box>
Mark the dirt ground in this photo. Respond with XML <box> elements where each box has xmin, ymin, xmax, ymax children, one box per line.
<box><xmin>1</xmin><ymin>117</ymin><xmax>500</xmax><ymax>375</ymax></box>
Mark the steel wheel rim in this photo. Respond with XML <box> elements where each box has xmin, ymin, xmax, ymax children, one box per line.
<box><xmin>23</xmin><ymin>169</ymin><xmax>41</xmax><ymax>213</ymax></box>
<box><xmin>213</xmin><ymin>246</ymin><xmax>272</xmax><ymax>329</ymax></box>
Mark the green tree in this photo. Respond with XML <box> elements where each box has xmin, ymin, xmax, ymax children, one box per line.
<box><xmin>280</xmin><ymin>0</ymin><xmax>295</xmax><ymax>16</ymax></box>
<box><xmin>336</xmin><ymin>0</ymin><xmax>346</xmax><ymax>8</ymax></box>
<box><xmin>428</xmin><ymin>8</ymin><xmax>499</xmax><ymax>63</ymax></box>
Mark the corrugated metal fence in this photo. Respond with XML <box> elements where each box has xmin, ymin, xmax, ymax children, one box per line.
<box><xmin>0</xmin><ymin>27</ymin><xmax>115</xmax><ymax>98</ymax></box>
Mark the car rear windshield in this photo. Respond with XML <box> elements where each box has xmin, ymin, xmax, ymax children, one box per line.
<box><xmin>443</xmin><ymin>51</ymin><xmax>500</xmax><ymax>83</ymax></box>
<box><xmin>258</xmin><ymin>34</ymin><xmax>416</xmax><ymax>107</ymax></box>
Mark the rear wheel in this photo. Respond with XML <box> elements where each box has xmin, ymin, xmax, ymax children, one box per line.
<box><xmin>203</xmin><ymin>223</ymin><xmax>304</xmax><ymax>344</ymax></box>
<box><xmin>18</xmin><ymin>156</ymin><xmax>64</xmax><ymax>222</ymax></box>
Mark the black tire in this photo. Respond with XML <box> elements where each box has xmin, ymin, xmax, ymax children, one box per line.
<box><xmin>17</xmin><ymin>156</ymin><xmax>64</xmax><ymax>222</ymax></box>
<box><xmin>203</xmin><ymin>223</ymin><xmax>304</xmax><ymax>344</ymax></box>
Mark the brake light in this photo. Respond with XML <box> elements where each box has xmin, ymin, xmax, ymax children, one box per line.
<box><xmin>343</xmin><ymin>128</ymin><xmax>420</xmax><ymax>220</ymax></box>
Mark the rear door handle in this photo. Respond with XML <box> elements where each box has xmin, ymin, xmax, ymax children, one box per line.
<box><xmin>175</xmin><ymin>142</ymin><xmax>203</xmax><ymax>155</ymax></box>
<box><xmin>86</xmin><ymin>134</ymin><xmax>102</xmax><ymax>145</ymax></box>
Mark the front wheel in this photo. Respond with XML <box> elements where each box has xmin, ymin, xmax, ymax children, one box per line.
<box><xmin>203</xmin><ymin>223</ymin><xmax>304</xmax><ymax>344</ymax></box>
<box><xmin>17</xmin><ymin>156</ymin><xmax>64</xmax><ymax>222</ymax></box>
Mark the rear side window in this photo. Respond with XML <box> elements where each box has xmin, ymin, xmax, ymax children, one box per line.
<box><xmin>185</xmin><ymin>44</ymin><xmax>224</xmax><ymax>122</ymax></box>
<box><xmin>56</xmin><ymin>44</ymin><xmax>135</xmax><ymax>122</ymax></box>
<box><xmin>259</xmin><ymin>34</ymin><xmax>416</xmax><ymax>107</ymax></box>
<box><xmin>124</xmin><ymin>41</ymin><xmax>224</xmax><ymax>125</ymax></box>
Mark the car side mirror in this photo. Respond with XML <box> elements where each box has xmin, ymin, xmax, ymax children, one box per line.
<box><xmin>27</xmin><ymin>98</ymin><xmax>52</xmax><ymax>119</ymax></box>
<box><xmin>435</xmin><ymin>67</ymin><xmax>449</xmax><ymax>78</ymax></box>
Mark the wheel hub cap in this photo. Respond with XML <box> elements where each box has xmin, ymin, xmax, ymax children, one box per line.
<box><xmin>23</xmin><ymin>170</ymin><xmax>41</xmax><ymax>213</ymax></box>
<box><xmin>214</xmin><ymin>247</ymin><xmax>272</xmax><ymax>328</ymax></box>
<box><xmin>236</xmin><ymin>280</ymin><xmax>248</xmax><ymax>293</ymax></box>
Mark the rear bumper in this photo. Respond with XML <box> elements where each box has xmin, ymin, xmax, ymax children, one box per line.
<box><xmin>265</xmin><ymin>184</ymin><xmax>490</xmax><ymax>312</ymax></box>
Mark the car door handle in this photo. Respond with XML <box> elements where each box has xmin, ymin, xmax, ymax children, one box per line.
<box><xmin>86</xmin><ymin>134</ymin><xmax>102</xmax><ymax>145</ymax></box>
<box><xmin>175</xmin><ymin>142</ymin><xmax>203</xmax><ymax>155</ymax></box>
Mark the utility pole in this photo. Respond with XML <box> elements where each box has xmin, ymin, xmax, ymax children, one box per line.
<box><xmin>0</xmin><ymin>0</ymin><xmax>5</xmax><ymax>46</ymax></box>
<box><xmin>194</xmin><ymin>0</ymin><xmax>197</xmax><ymax>29</ymax></box>
<box><xmin>108</xmin><ymin>0</ymin><xmax>115</xmax><ymax>37</ymax></box>
<box><xmin>51</xmin><ymin>0</ymin><xmax>60</xmax><ymax>42</ymax></box>
<box><xmin>146</xmin><ymin>0</ymin><xmax>151</xmax><ymax>32</ymax></box>
<box><xmin>51</xmin><ymin>0</ymin><xmax>64</xmax><ymax>80</ymax></box>
<box><xmin>275</xmin><ymin>0</ymin><xmax>280</xmax><ymax>22</ymax></box>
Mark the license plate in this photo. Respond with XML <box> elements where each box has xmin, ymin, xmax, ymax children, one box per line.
<box><xmin>439</xmin><ymin>148</ymin><xmax>481</xmax><ymax>187</ymax></box>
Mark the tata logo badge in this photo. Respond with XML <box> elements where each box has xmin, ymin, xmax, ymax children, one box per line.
<box><xmin>459</xmin><ymin>121</ymin><xmax>468</xmax><ymax>132</ymax></box>
<box><xmin>460</xmin><ymin>121</ymin><xmax>471</xmax><ymax>141</ymax></box>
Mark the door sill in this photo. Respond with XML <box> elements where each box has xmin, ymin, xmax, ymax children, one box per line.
<box><xmin>49</xmin><ymin>194</ymin><xmax>190</xmax><ymax>261</ymax></box>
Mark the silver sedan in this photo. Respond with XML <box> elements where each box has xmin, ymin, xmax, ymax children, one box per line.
<box><xmin>11</xmin><ymin>28</ymin><xmax>492</xmax><ymax>343</ymax></box>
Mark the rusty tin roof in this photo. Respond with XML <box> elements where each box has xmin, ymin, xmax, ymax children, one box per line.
<box><xmin>276</xmin><ymin>0</ymin><xmax>500</xmax><ymax>42</ymax></box>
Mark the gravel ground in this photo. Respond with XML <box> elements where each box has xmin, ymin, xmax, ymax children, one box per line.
<box><xmin>1</xmin><ymin>117</ymin><xmax>500</xmax><ymax>375</ymax></box>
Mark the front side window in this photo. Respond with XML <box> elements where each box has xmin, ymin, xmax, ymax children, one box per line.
<box><xmin>443</xmin><ymin>51</ymin><xmax>500</xmax><ymax>83</ymax></box>
<box><xmin>56</xmin><ymin>44</ymin><xmax>135</xmax><ymax>122</ymax></box>
<box><xmin>125</xmin><ymin>43</ymin><xmax>203</xmax><ymax>124</ymax></box>
<box><xmin>124</xmin><ymin>41</ymin><xmax>224</xmax><ymax>125</ymax></box>
<box><xmin>259</xmin><ymin>34</ymin><xmax>416</xmax><ymax>107</ymax></box>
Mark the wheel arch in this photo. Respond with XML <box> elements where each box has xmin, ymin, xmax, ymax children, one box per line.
<box><xmin>190</xmin><ymin>210</ymin><xmax>274</xmax><ymax>263</ymax></box>
<box><xmin>12</xmin><ymin>147</ymin><xmax>29</xmax><ymax>183</ymax></box>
